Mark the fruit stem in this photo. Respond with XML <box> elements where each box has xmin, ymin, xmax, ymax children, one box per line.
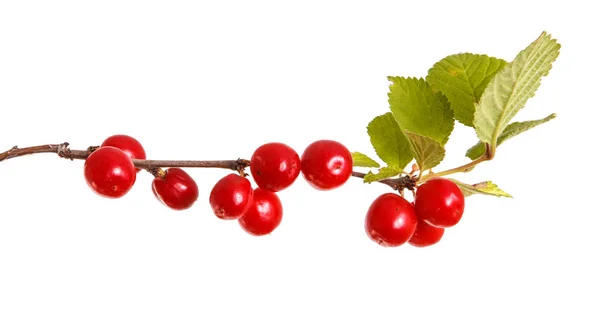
<box><xmin>0</xmin><ymin>143</ymin><xmax>250</xmax><ymax>173</ymax></box>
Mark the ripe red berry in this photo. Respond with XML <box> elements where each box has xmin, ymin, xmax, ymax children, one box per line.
<box><xmin>300</xmin><ymin>140</ymin><xmax>353</xmax><ymax>190</ymax></box>
<box><xmin>364</xmin><ymin>193</ymin><xmax>418</xmax><ymax>247</ymax></box>
<box><xmin>250</xmin><ymin>142</ymin><xmax>301</xmax><ymax>192</ymax></box>
<box><xmin>414</xmin><ymin>178</ymin><xmax>465</xmax><ymax>228</ymax></box>
<box><xmin>101</xmin><ymin>134</ymin><xmax>146</xmax><ymax>172</ymax></box>
<box><xmin>408</xmin><ymin>219</ymin><xmax>445</xmax><ymax>247</ymax></box>
<box><xmin>238</xmin><ymin>188</ymin><xmax>283</xmax><ymax>236</ymax></box>
<box><xmin>209</xmin><ymin>173</ymin><xmax>253</xmax><ymax>220</ymax></box>
<box><xmin>84</xmin><ymin>146</ymin><xmax>137</xmax><ymax>198</ymax></box>
<box><xmin>152</xmin><ymin>168</ymin><xmax>199</xmax><ymax>211</ymax></box>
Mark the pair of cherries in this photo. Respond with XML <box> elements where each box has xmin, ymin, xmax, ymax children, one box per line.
<box><xmin>83</xmin><ymin>135</ymin><xmax>199</xmax><ymax>210</ymax></box>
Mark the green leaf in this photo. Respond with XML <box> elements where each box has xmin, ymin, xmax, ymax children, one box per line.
<box><xmin>387</xmin><ymin>77</ymin><xmax>454</xmax><ymax>171</ymax></box>
<box><xmin>427</xmin><ymin>53</ymin><xmax>507</xmax><ymax>127</ymax></box>
<box><xmin>388</xmin><ymin>77</ymin><xmax>454</xmax><ymax>145</ymax></box>
<box><xmin>473</xmin><ymin>32</ymin><xmax>561</xmax><ymax>150</ymax></box>
<box><xmin>351</xmin><ymin>152</ymin><xmax>380</xmax><ymax>168</ymax></box>
<box><xmin>403</xmin><ymin>131</ymin><xmax>445</xmax><ymax>172</ymax></box>
<box><xmin>466</xmin><ymin>113</ymin><xmax>556</xmax><ymax>159</ymax></box>
<box><xmin>366</xmin><ymin>112</ymin><xmax>413</xmax><ymax>169</ymax></box>
<box><xmin>363</xmin><ymin>166</ymin><xmax>402</xmax><ymax>183</ymax></box>
<box><xmin>450</xmin><ymin>179</ymin><xmax>513</xmax><ymax>198</ymax></box>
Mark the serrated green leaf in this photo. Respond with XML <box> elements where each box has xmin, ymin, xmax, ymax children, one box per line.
<box><xmin>466</xmin><ymin>113</ymin><xmax>556</xmax><ymax>159</ymax></box>
<box><xmin>474</xmin><ymin>32</ymin><xmax>560</xmax><ymax>151</ymax></box>
<box><xmin>366</xmin><ymin>112</ymin><xmax>413</xmax><ymax>169</ymax></box>
<box><xmin>388</xmin><ymin>77</ymin><xmax>454</xmax><ymax>145</ymax></box>
<box><xmin>450</xmin><ymin>179</ymin><xmax>513</xmax><ymax>198</ymax></box>
<box><xmin>387</xmin><ymin>77</ymin><xmax>453</xmax><ymax>171</ymax></box>
<box><xmin>403</xmin><ymin>131</ymin><xmax>445</xmax><ymax>172</ymax></box>
<box><xmin>351</xmin><ymin>152</ymin><xmax>380</xmax><ymax>168</ymax></box>
<box><xmin>427</xmin><ymin>53</ymin><xmax>507</xmax><ymax>127</ymax></box>
<box><xmin>363</xmin><ymin>166</ymin><xmax>402</xmax><ymax>183</ymax></box>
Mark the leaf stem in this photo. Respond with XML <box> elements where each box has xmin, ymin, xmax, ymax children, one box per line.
<box><xmin>418</xmin><ymin>143</ymin><xmax>493</xmax><ymax>183</ymax></box>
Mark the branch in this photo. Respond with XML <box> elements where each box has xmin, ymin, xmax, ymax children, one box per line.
<box><xmin>0</xmin><ymin>143</ymin><xmax>250</xmax><ymax>173</ymax></box>
<box><xmin>1</xmin><ymin>143</ymin><xmax>418</xmax><ymax>191</ymax></box>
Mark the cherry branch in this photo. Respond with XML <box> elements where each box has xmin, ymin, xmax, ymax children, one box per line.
<box><xmin>0</xmin><ymin>143</ymin><xmax>417</xmax><ymax>191</ymax></box>
<box><xmin>0</xmin><ymin>143</ymin><xmax>250</xmax><ymax>172</ymax></box>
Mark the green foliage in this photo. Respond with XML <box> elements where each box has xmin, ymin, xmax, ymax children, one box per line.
<box><xmin>450</xmin><ymin>179</ymin><xmax>512</xmax><ymax>198</ymax></box>
<box><xmin>388</xmin><ymin>77</ymin><xmax>454</xmax><ymax>145</ymax></box>
<box><xmin>351</xmin><ymin>152</ymin><xmax>380</xmax><ymax>168</ymax></box>
<box><xmin>427</xmin><ymin>53</ymin><xmax>507</xmax><ymax>127</ymax></box>
<box><xmin>363</xmin><ymin>166</ymin><xmax>402</xmax><ymax>183</ymax></box>
<box><xmin>354</xmin><ymin>31</ymin><xmax>559</xmax><ymax>200</ymax></box>
<box><xmin>466</xmin><ymin>113</ymin><xmax>556</xmax><ymax>159</ymax></box>
<box><xmin>387</xmin><ymin>77</ymin><xmax>453</xmax><ymax>171</ymax></box>
<box><xmin>403</xmin><ymin>131</ymin><xmax>445</xmax><ymax>172</ymax></box>
<box><xmin>367</xmin><ymin>113</ymin><xmax>413</xmax><ymax>169</ymax></box>
<box><xmin>473</xmin><ymin>32</ymin><xmax>561</xmax><ymax>151</ymax></box>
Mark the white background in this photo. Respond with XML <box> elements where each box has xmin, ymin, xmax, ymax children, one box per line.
<box><xmin>0</xmin><ymin>1</ymin><xmax>597</xmax><ymax>309</ymax></box>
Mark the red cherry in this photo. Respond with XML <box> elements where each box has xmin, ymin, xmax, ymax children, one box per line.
<box><xmin>84</xmin><ymin>146</ymin><xmax>137</xmax><ymax>198</ymax></box>
<box><xmin>408</xmin><ymin>219</ymin><xmax>445</xmax><ymax>247</ymax></box>
<box><xmin>209</xmin><ymin>173</ymin><xmax>253</xmax><ymax>220</ymax></box>
<box><xmin>152</xmin><ymin>168</ymin><xmax>199</xmax><ymax>211</ymax></box>
<box><xmin>250</xmin><ymin>142</ymin><xmax>301</xmax><ymax>192</ymax></box>
<box><xmin>414</xmin><ymin>178</ymin><xmax>465</xmax><ymax>228</ymax></box>
<box><xmin>301</xmin><ymin>140</ymin><xmax>353</xmax><ymax>190</ymax></box>
<box><xmin>101</xmin><ymin>134</ymin><xmax>146</xmax><ymax>172</ymax></box>
<box><xmin>238</xmin><ymin>188</ymin><xmax>283</xmax><ymax>236</ymax></box>
<box><xmin>365</xmin><ymin>193</ymin><xmax>417</xmax><ymax>247</ymax></box>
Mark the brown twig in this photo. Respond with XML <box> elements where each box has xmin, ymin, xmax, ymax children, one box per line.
<box><xmin>0</xmin><ymin>143</ymin><xmax>251</xmax><ymax>173</ymax></box>
<box><xmin>1</xmin><ymin>143</ymin><xmax>441</xmax><ymax>192</ymax></box>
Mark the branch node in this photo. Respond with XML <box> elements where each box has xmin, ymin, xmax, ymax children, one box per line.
<box><xmin>87</xmin><ymin>145</ymin><xmax>100</xmax><ymax>154</ymax></box>
<box><xmin>57</xmin><ymin>142</ymin><xmax>74</xmax><ymax>160</ymax></box>
<box><xmin>235</xmin><ymin>158</ymin><xmax>251</xmax><ymax>176</ymax></box>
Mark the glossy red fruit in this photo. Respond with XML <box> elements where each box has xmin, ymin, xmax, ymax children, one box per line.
<box><xmin>250</xmin><ymin>142</ymin><xmax>301</xmax><ymax>192</ymax></box>
<box><xmin>101</xmin><ymin>134</ymin><xmax>146</xmax><ymax>172</ymax></box>
<box><xmin>152</xmin><ymin>168</ymin><xmax>199</xmax><ymax>211</ymax></box>
<box><xmin>84</xmin><ymin>146</ymin><xmax>137</xmax><ymax>198</ymax></box>
<box><xmin>209</xmin><ymin>173</ymin><xmax>253</xmax><ymax>220</ymax></box>
<box><xmin>408</xmin><ymin>219</ymin><xmax>445</xmax><ymax>247</ymax></box>
<box><xmin>414</xmin><ymin>178</ymin><xmax>465</xmax><ymax>228</ymax></box>
<box><xmin>301</xmin><ymin>140</ymin><xmax>353</xmax><ymax>190</ymax></box>
<box><xmin>365</xmin><ymin>193</ymin><xmax>418</xmax><ymax>247</ymax></box>
<box><xmin>239</xmin><ymin>188</ymin><xmax>283</xmax><ymax>236</ymax></box>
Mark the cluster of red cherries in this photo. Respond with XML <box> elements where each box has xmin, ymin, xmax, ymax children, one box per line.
<box><xmin>366</xmin><ymin>178</ymin><xmax>465</xmax><ymax>248</ymax></box>
<box><xmin>83</xmin><ymin>134</ymin><xmax>465</xmax><ymax>247</ymax></box>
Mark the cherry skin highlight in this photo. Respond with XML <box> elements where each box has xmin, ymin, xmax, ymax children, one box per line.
<box><xmin>101</xmin><ymin>134</ymin><xmax>146</xmax><ymax>172</ymax></box>
<box><xmin>238</xmin><ymin>188</ymin><xmax>283</xmax><ymax>236</ymax></box>
<box><xmin>301</xmin><ymin>139</ymin><xmax>353</xmax><ymax>190</ymax></box>
<box><xmin>364</xmin><ymin>193</ymin><xmax>418</xmax><ymax>247</ymax></box>
<box><xmin>84</xmin><ymin>146</ymin><xmax>137</xmax><ymax>198</ymax></box>
<box><xmin>209</xmin><ymin>173</ymin><xmax>254</xmax><ymax>220</ymax></box>
<box><xmin>414</xmin><ymin>178</ymin><xmax>465</xmax><ymax>228</ymax></box>
<box><xmin>152</xmin><ymin>168</ymin><xmax>199</xmax><ymax>211</ymax></box>
<box><xmin>250</xmin><ymin>142</ymin><xmax>301</xmax><ymax>192</ymax></box>
<box><xmin>408</xmin><ymin>219</ymin><xmax>445</xmax><ymax>247</ymax></box>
